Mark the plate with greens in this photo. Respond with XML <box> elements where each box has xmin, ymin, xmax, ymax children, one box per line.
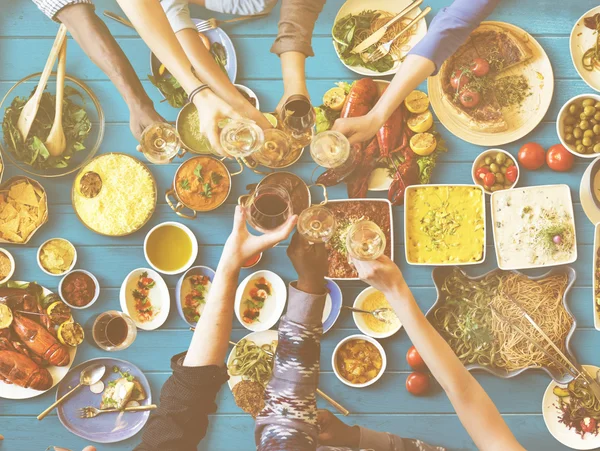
<box><xmin>332</xmin><ymin>0</ymin><xmax>427</xmax><ymax>76</ymax></box>
<box><xmin>149</xmin><ymin>20</ymin><xmax>237</xmax><ymax>108</ymax></box>
<box><xmin>0</xmin><ymin>73</ymin><xmax>104</xmax><ymax>178</ymax></box>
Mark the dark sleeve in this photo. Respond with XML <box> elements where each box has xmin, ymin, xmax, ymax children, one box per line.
<box><xmin>134</xmin><ymin>352</ymin><xmax>229</xmax><ymax>451</ymax></box>
<box><xmin>270</xmin><ymin>0</ymin><xmax>326</xmax><ymax>56</ymax></box>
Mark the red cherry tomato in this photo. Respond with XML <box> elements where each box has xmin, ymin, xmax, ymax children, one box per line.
<box><xmin>506</xmin><ymin>165</ymin><xmax>518</xmax><ymax>183</ymax></box>
<box><xmin>483</xmin><ymin>172</ymin><xmax>496</xmax><ymax>187</ymax></box>
<box><xmin>546</xmin><ymin>144</ymin><xmax>574</xmax><ymax>172</ymax></box>
<box><xmin>450</xmin><ymin>69</ymin><xmax>470</xmax><ymax>90</ymax></box>
<box><xmin>459</xmin><ymin>90</ymin><xmax>481</xmax><ymax>108</ymax></box>
<box><xmin>406</xmin><ymin>345</ymin><xmax>427</xmax><ymax>371</ymax></box>
<box><xmin>470</xmin><ymin>58</ymin><xmax>490</xmax><ymax>77</ymax></box>
<box><xmin>475</xmin><ymin>167</ymin><xmax>490</xmax><ymax>181</ymax></box>
<box><xmin>518</xmin><ymin>142</ymin><xmax>546</xmax><ymax>170</ymax></box>
<box><xmin>406</xmin><ymin>372</ymin><xmax>430</xmax><ymax>396</ymax></box>
<box><xmin>580</xmin><ymin>417</ymin><xmax>597</xmax><ymax>434</ymax></box>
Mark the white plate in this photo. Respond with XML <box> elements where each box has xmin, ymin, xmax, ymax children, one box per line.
<box><xmin>119</xmin><ymin>268</ymin><xmax>170</xmax><ymax>331</ymax></box>
<box><xmin>542</xmin><ymin>365</ymin><xmax>600</xmax><ymax>450</ymax></box>
<box><xmin>227</xmin><ymin>329</ymin><xmax>278</xmax><ymax>390</ymax></box>
<box><xmin>332</xmin><ymin>0</ymin><xmax>428</xmax><ymax>77</ymax></box>
<box><xmin>490</xmin><ymin>184</ymin><xmax>577</xmax><ymax>271</ymax></box>
<box><xmin>580</xmin><ymin>158</ymin><xmax>600</xmax><ymax>225</ymax></box>
<box><xmin>404</xmin><ymin>184</ymin><xmax>486</xmax><ymax>266</ymax></box>
<box><xmin>570</xmin><ymin>6</ymin><xmax>600</xmax><ymax>92</ymax></box>
<box><xmin>428</xmin><ymin>21</ymin><xmax>554</xmax><ymax>146</ymax></box>
<box><xmin>593</xmin><ymin>225</ymin><xmax>600</xmax><ymax>331</ymax></box>
<box><xmin>352</xmin><ymin>286</ymin><xmax>402</xmax><ymax>339</ymax></box>
<box><xmin>0</xmin><ymin>283</ymin><xmax>77</xmax><ymax>400</ymax></box>
<box><xmin>234</xmin><ymin>270</ymin><xmax>287</xmax><ymax>331</ymax></box>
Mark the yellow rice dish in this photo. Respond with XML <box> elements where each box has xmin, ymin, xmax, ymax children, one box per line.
<box><xmin>72</xmin><ymin>154</ymin><xmax>156</xmax><ymax>236</ymax></box>
<box><xmin>405</xmin><ymin>185</ymin><xmax>485</xmax><ymax>264</ymax></box>
<box><xmin>360</xmin><ymin>290</ymin><xmax>400</xmax><ymax>334</ymax></box>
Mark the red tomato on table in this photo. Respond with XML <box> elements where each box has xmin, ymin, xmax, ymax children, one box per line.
<box><xmin>406</xmin><ymin>372</ymin><xmax>430</xmax><ymax>396</ymax></box>
<box><xmin>406</xmin><ymin>345</ymin><xmax>427</xmax><ymax>371</ymax></box>
<box><xmin>518</xmin><ymin>143</ymin><xmax>546</xmax><ymax>170</ymax></box>
<box><xmin>546</xmin><ymin>144</ymin><xmax>574</xmax><ymax>172</ymax></box>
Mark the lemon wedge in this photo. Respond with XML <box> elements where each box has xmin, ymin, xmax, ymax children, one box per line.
<box><xmin>0</xmin><ymin>304</ymin><xmax>13</xmax><ymax>329</ymax></box>
<box><xmin>57</xmin><ymin>322</ymin><xmax>84</xmax><ymax>347</ymax></box>
<box><xmin>405</xmin><ymin>90</ymin><xmax>430</xmax><ymax>114</ymax></box>
<box><xmin>323</xmin><ymin>87</ymin><xmax>346</xmax><ymax>111</ymax></box>
<box><xmin>407</xmin><ymin>111</ymin><xmax>434</xmax><ymax>133</ymax></box>
<box><xmin>410</xmin><ymin>133</ymin><xmax>437</xmax><ymax>156</ymax></box>
<box><xmin>263</xmin><ymin>113</ymin><xmax>278</xmax><ymax>127</ymax></box>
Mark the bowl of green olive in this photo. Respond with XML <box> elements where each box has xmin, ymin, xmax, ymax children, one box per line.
<box><xmin>472</xmin><ymin>149</ymin><xmax>519</xmax><ymax>194</ymax></box>
<box><xmin>557</xmin><ymin>94</ymin><xmax>600</xmax><ymax>158</ymax></box>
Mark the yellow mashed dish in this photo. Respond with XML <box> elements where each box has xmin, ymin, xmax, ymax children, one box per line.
<box><xmin>360</xmin><ymin>290</ymin><xmax>400</xmax><ymax>334</ymax></box>
<box><xmin>405</xmin><ymin>185</ymin><xmax>485</xmax><ymax>264</ymax></box>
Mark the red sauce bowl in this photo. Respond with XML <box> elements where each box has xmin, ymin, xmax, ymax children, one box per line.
<box><xmin>58</xmin><ymin>269</ymin><xmax>100</xmax><ymax>309</ymax></box>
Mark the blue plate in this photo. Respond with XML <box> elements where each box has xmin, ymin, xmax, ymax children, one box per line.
<box><xmin>56</xmin><ymin>358</ymin><xmax>152</xmax><ymax>444</ymax></box>
<box><xmin>176</xmin><ymin>266</ymin><xmax>216</xmax><ymax>327</ymax></box>
<box><xmin>192</xmin><ymin>19</ymin><xmax>237</xmax><ymax>83</ymax></box>
<box><xmin>323</xmin><ymin>279</ymin><xmax>342</xmax><ymax>333</ymax></box>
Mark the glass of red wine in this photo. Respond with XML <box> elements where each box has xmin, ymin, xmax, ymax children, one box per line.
<box><xmin>245</xmin><ymin>185</ymin><xmax>293</xmax><ymax>233</ymax></box>
<box><xmin>92</xmin><ymin>310</ymin><xmax>137</xmax><ymax>351</ymax></box>
<box><xmin>280</xmin><ymin>95</ymin><xmax>316</xmax><ymax>147</ymax></box>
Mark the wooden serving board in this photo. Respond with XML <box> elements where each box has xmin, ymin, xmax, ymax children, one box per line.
<box><xmin>428</xmin><ymin>21</ymin><xmax>554</xmax><ymax>147</ymax></box>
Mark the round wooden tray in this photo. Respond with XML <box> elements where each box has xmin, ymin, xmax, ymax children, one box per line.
<box><xmin>428</xmin><ymin>21</ymin><xmax>554</xmax><ymax>147</ymax></box>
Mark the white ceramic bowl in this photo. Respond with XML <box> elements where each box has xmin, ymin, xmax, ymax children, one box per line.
<box><xmin>352</xmin><ymin>287</ymin><xmax>401</xmax><ymax>339</ymax></box>
<box><xmin>119</xmin><ymin>268</ymin><xmax>170</xmax><ymax>330</ymax></box>
<box><xmin>0</xmin><ymin>248</ymin><xmax>15</xmax><ymax>284</ymax></box>
<box><xmin>37</xmin><ymin>238</ymin><xmax>77</xmax><ymax>277</ymax></box>
<box><xmin>557</xmin><ymin>93</ymin><xmax>600</xmax><ymax>159</ymax></box>
<box><xmin>143</xmin><ymin>222</ymin><xmax>198</xmax><ymax>275</ymax></box>
<box><xmin>332</xmin><ymin>334</ymin><xmax>387</xmax><ymax>388</ymax></box>
<box><xmin>471</xmin><ymin>149</ymin><xmax>519</xmax><ymax>194</ymax></box>
<box><xmin>234</xmin><ymin>84</ymin><xmax>259</xmax><ymax>111</ymax></box>
<box><xmin>58</xmin><ymin>269</ymin><xmax>100</xmax><ymax>310</ymax></box>
<box><xmin>234</xmin><ymin>270</ymin><xmax>287</xmax><ymax>331</ymax></box>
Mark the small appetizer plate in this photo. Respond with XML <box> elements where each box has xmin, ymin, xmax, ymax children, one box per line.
<box><xmin>235</xmin><ymin>270</ymin><xmax>287</xmax><ymax>332</ymax></box>
<box><xmin>227</xmin><ymin>329</ymin><xmax>278</xmax><ymax>391</ymax></box>
<box><xmin>332</xmin><ymin>334</ymin><xmax>387</xmax><ymax>388</ymax></box>
<box><xmin>352</xmin><ymin>286</ymin><xmax>402</xmax><ymax>339</ymax></box>
<box><xmin>570</xmin><ymin>5</ymin><xmax>600</xmax><ymax>92</ymax></box>
<box><xmin>56</xmin><ymin>357</ymin><xmax>152</xmax><ymax>444</ymax></box>
<box><xmin>119</xmin><ymin>268</ymin><xmax>170</xmax><ymax>331</ymax></box>
<box><xmin>175</xmin><ymin>265</ymin><xmax>216</xmax><ymax>327</ymax></box>
<box><xmin>542</xmin><ymin>365</ymin><xmax>600</xmax><ymax>450</ymax></box>
<box><xmin>579</xmin><ymin>157</ymin><xmax>600</xmax><ymax>225</ymax></box>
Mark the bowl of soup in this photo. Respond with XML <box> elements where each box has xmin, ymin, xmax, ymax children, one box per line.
<box><xmin>144</xmin><ymin>222</ymin><xmax>198</xmax><ymax>275</ymax></box>
<box><xmin>166</xmin><ymin>156</ymin><xmax>234</xmax><ymax>219</ymax></box>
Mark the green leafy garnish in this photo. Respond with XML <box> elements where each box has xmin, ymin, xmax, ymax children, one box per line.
<box><xmin>148</xmin><ymin>73</ymin><xmax>186</xmax><ymax>108</ymax></box>
<box><xmin>201</xmin><ymin>183</ymin><xmax>212</xmax><ymax>198</ymax></box>
<box><xmin>194</xmin><ymin>164</ymin><xmax>204</xmax><ymax>181</ymax></box>
<box><xmin>180</xmin><ymin>179</ymin><xmax>191</xmax><ymax>191</ymax></box>
<box><xmin>211</xmin><ymin>172</ymin><xmax>224</xmax><ymax>185</ymax></box>
<box><xmin>210</xmin><ymin>42</ymin><xmax>228</xmax><ymax>75</ymax></box>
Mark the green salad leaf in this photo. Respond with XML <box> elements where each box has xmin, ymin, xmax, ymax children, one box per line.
<box><xmin>148</xmin><ymin>73</ymin><xmax>186</xmax><ymax>108</ymax></box>
<box><xmin>1</xmin><ymin>88</ymin><xmax>91</xmax><ymax>170</ymax></box>
<box><xmin>210</xmin><ymin>42</ymin><xmax>228</xmax><ymax>75</ymax></box>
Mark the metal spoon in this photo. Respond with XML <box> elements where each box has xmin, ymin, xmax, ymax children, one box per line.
<box><xmin>37</xmin><ymin>363</ymin><xmax>106</xmax><ymax>420</ymax></box>
<box><xmin>343</xmin><ymin>305</ymin><xmax>395</xmax><ymax>323</ymax></box>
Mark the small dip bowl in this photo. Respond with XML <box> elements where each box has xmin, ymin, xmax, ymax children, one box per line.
<box><xmin>58</xmin><ymin>269</ymin><xmax>100</xmax><ymax>310</ymax></box>
<box><xmin>241</xmin><ymin>252</ymin><xmax>262</xmax><ymax>269</ymax></box>
<box><xmin>0</xmin><ymin>248</ymin><xmax>15</xmax><ymax>284</ymax></box>
<box><xmin>332</xmin><ymin>334</ymin><xmax>387</xmax><ymax>388</ymax></box>
<box><xmin>144</xmin><ymin>222</ymin><xmax>198</xmax><ymax>275</ymax></box>
<box><xmin>37</xmin><ymin>238</ymin><xmax>77</xmax><ymax>277</ymax></box>
<box><xmin>352</xmin><ymin>287</ymin><xmax>402</xmax><ymax>339</ymax></box>
<box><xmin>471</xmin><ymin>149</ymin><xmax>519</xmax><ymax>195</ymax></box>
<box><xmin>235</xmin><ymin>84</ymin><xmax>259</xmax><ymax>110</ymax></box>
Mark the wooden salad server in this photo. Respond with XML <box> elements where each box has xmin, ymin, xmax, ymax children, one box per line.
<box><xmin>17</xmin><ymin>24</ymin><xmax>67</xmax><ymax>141</ymax></box>
<box><xmin>45</xmin><ymin>39</ymin><xmax>68</xmax><ymax>157</ymax></box>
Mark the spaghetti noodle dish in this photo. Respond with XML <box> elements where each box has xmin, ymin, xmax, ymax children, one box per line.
<box><xmin>332</xmin><ymin>10</ymin><xmax>418</xmax><ymax>72</ymax></box>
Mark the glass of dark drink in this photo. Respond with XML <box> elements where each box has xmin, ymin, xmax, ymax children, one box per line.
<box><xmin>245</xmin><ymin>185</ymin><xmax>292</xmax><ymax>233</ymax></box>
<box><xmin>92</xmin><ymin>310</ymin><xmax>137</xmax><ymax>351</ymax></box>
<box><xmin>280</xmin><ymin>95</ymin><xmax>316</xmax><ymax>147</ymax></box>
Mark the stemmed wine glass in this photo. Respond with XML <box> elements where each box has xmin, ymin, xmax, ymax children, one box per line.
<box><xmin>220</xmin><ymin>119</ymin><xmax>264</xmax><ymax>158</ymax></box>
<box><xmin>297</xmin><ymin>205</ymin><xmax>336</xmax><ymax>244</ymax></box>
<box><xmin>280</xmin><ymin>95</ymin><xmax>316</xmax><ymax>147</ymax></box>
<box><xmin>346</xmin><ymin>220</ymin><xmax>386</xmax><ymax>261</ymax></box>
<box><xmin>310</xmin><ymin>130</ymin><xmax>352</xmax><ymax>169</ymax></box>
<box><xmin>244</xmin><ymin>185</ymin><xmax>292</xmax><ymax>233</ymax></box>
<box><xmin>140</xmin><ymin>122</ymin><xmax>182</xmax><ymax>164</ymax></box>
<box><xmin>253</xmin><ymin>129</ymin><xmax>292</xmax><ymax>167</ymax></box>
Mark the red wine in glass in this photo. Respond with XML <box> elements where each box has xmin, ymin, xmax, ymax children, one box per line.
<box><xmin>246</xmin><ymin>185</ymin><xmax>292</xmax><ymax>232</ymax></box>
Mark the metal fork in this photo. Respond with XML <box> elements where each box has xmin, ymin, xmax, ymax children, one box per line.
<box><xmin>79</xmin><ymin>404</ymin><xmax>157</xmax><ymax>418</ymax></box>
<box><xmin>364</xmin><ymin>7</ymin><xmax>431</xmax><ymax>64</ymax></box>
<box><xmin>195</xmin><ymin>13</ymin><xmax>269</xmax><ymax>33</ymax></box>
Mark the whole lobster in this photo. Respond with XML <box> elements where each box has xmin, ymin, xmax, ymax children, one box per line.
<box><xmin>388</xmin><ymin>146</ymin><xmax>420</xmax><ymax>206</ymax></box>
<box><xmin>346</xmin><ymin>138</ymin><xmax>381</xmax><ymax>199</ymax></box>
<box><xmin>11</xmin><ymin>313</ymin><xmax>69</xmax><ymax>367</ymax></box>
<box><xmin>0</xmin><ymin>338</ymin><xmax>52</xmax><ymax>390</ymax></box>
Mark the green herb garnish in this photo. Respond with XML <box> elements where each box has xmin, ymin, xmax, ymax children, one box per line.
<box><xmin>211</xmin><ymin>172</ymin><xmax>224</xmax><ymax>185</ymax></box>
<box><xmin>194</xmin><ymin>164</ymin><xmax>204</xmax><ymax>181</ymax></box>
<box><xmin>180</xmin><ymin>179</ymin><xmax>191</xmax><ymax>191</ymax></box>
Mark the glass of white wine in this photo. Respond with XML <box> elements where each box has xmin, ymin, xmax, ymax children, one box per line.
<box><xmin>297</xmin><ymin>205</ymin><xmax>336</xmax><ymax>244</ymax></box>
<box><xmin>310</xmin><ymin>130</ymin><xmax>351</xmax><ymax>169</ymax></box>
<box><xmin>220</xmin><ymin>119</ymin><xmax>264</xmax><ymax>158</ymax></box>
<box><xmin>140</xmin><ymin>122</ymin><xmax>182</xmax><ymax>164</ymax></box>
<box><xmin>346</xmin><ymin>220</ymin><xmax>386</xmax><ymax>261</ymax></box>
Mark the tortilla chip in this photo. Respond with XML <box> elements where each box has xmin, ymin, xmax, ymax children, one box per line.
<box><xmin>39</xmin><ymin>239</ymin><xmax>75</xmax><ymax>274</ymax></box>
<box><xmin>20</xmin><ymin>221</ymin><xmax>37</xmax><ymax>239</ymax></box>
<box><xmin>0</xmin><ymin>203</ymin><xmax>18</xmax><ymax>221</ymax></box>
<box><xmin>10</xmin><ymin>182</ymin><xmax>39</xmax><ymax>207</ymax></box>
<box><xmin>0</xmin><ymin>217</ymin><xmax>20</xmax><ymax>235</ymax></box>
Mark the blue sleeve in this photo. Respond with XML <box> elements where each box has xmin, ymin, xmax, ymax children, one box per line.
<box><xmin>409</xmin><ymin>0</ymin><xmax>502</xmax><ymax>75</ymax></box>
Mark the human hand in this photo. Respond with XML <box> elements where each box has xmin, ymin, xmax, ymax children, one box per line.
<box><xmin>317</xmin><ymin>409</ymin><xmax>360</xmax><ymax>447</ymax></box>
<box><xmin>275</xmin><ymin>86</ymin><xmax>310</xmax><ymax>116</ymax></box>
<box><xmin>332</xmin><ymin>113</ymin><xmax>382</xmax><ymax>146</ymax></box>
<box><xmin>193</xmin><ymin>89</ymin><xmax>243</xmax><ymax>156</ymax></box>
<box><xmin>48</xmin><ymin>446</ymin><xmax>96</xmax><ymax>451</ymax></box>
<box><xmin>351</xmin><ymin>254</ymin><xmax>407</xmax><ymax>296</ymax></box>
<box><xmin>129</xmin><ymin>102</ymin><xmax>166</xmax><ymax>141</ymax></box>
<box><xmin>287</xmin><ymin>232</ymin><xmax>328</xmax><ymax>294</ymax></box>
<box><xmin>222</xmin><ymin>206</ymin><xmax>297</xmax><ymax>269</ymax></box>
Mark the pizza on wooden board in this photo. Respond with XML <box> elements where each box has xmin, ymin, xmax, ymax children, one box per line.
<box><xmin>440</xmin><ymin>24</ymin><xmax>533</xmax><ymax>133</ymax></box>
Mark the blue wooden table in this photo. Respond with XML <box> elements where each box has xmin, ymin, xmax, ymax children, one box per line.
<box><xmin>1</xmin><ymin>1</ymin><xmax>598</xmax><ymax>450</ymax></box>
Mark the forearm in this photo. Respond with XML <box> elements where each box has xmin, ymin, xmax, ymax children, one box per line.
<box><xmin>56</xmin><ymin>5</ymin><xmax>151</xmax><ymax>110</ymax></box>
<box><xmin>369</xmin><ymin>54</ymin><xmax>435</xmax><ymax>127</ymax></box>
<box><xmin>116</xmin><ymin>0</ymin><xmax>202</xmax><ymax>94</ymax></box>
<box><xmin>385</xmin><ymin>283</ymin><xmax>523</xmax><ymax>451</ymax></box>
<box><xmin>280</xmin><ymin>51</ymin><xmax>308</xmax><ymax>97</ymax></box>
<box><xmin>184</xmin><ymin>261</ymin><xmax>240</xmax><ymax>367</ymax></box>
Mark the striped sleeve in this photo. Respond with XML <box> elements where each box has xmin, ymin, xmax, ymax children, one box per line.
<box><xmin>31</xmin><ymin>0</ymin><xmax>94</xmax><ymax>21</ymax></box>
